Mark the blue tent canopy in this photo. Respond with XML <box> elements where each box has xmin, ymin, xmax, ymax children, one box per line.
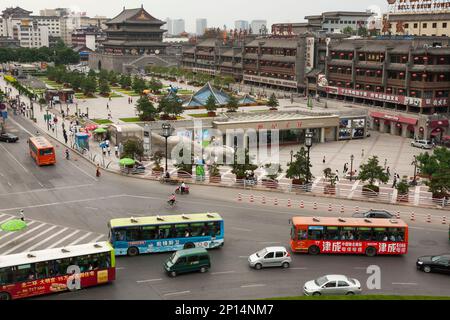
<box><xmin>184</xmin><ymin>82</ymin><xmax>230</xmax><ymax>108</ymax></box>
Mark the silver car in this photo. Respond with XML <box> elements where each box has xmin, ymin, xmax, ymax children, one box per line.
<box><xmin>248</xmin><ymin>246</ymin><xmax>292</xmax><ymax>270</ymax></box>
<box><xmin>303</xmin><ymin>275</ymin><xmax>362</xmax><ymax>296</ymax></box>
<box><xmin>411</xmin><ymin>139</ymin><xmax>433</xmax><ymax>149</ymax></box>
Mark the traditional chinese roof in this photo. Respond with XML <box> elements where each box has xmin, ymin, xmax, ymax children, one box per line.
<box><xmin>106</xmin><ymin>7</ymin><xmax>164</xmax><ymax>26</ymax></box>
<box><xmin>184</xmin><ymin>82</ymin><xmax>230</xmax><ymax>107</ymax></box>
<box><xmin>2</xmin><ymin>6</ymin><xmax>32</xmax><ymax>18</ymax></box>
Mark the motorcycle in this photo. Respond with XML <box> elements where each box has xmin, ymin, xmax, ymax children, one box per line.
<box><xmin>175</xmin><ymin>186</ymin><xmax>190</xmax><ymax>195</ymax></box>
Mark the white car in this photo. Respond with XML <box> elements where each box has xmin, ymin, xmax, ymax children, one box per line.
<box><xmin>303</xmin><ymin>275</ymin><xmax>362</xmax><ymax>296</ymax></box>
<box><xmin>411</xmin><ymin>140</ymin><xmax>433</xmax><ymax>149</ymax></box>
<box><xmin>248</xmin><ymin>246</ymin><xmax>292</xmax><ymax>270</ymax></box>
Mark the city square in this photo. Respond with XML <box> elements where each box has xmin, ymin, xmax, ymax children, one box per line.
<box><xmin>0</xmin><ymin>0</ymin><xmax>449</xmax><ymax>312</ymax></box>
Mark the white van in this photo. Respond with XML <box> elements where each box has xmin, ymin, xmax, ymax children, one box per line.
<box><xmin>411</xmin><ymin>140</ymin><xmax>433</xmax><ymax>149</ymax></box>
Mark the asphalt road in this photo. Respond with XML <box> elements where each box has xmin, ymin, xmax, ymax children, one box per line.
<box><xmin>0</xmin><ymin>113</ymin><xmax>449</xmax><ymax>300</ymax></box>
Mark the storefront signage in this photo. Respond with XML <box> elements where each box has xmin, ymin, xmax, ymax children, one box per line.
<box><xmin>305</xmin><ymin>37</ymin><xmax>315</xmax><ymax>74</ymax></box>
<box><xmin>387</xmin><ymin>0</ymin><xmax>450</xmax><ymax>13</ymax></box>
<box><xmin>423</xmin><ymin>98</ymin><xmax>449</xmax><ymax>107</ymax></box>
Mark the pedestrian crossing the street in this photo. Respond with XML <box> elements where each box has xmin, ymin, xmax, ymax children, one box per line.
<box><xmin>0</xmin><ymin>213</ymin><xmax>107</xmax><ymax>256</ymax></box>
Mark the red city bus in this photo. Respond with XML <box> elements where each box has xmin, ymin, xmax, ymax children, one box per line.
<box><xmin>290</xmin><ymin>217</ymin><xmax>408</xmax><ymax>257</ymax></box>
<box><xmin>29</xmin><ymin>136</ymin><xmax>56</xmax><ymax>166</ymax></box>
<box><xmin>0</xmin><ymin>242</ymin><xmax>115</xmax><ymax>300</ymax></box>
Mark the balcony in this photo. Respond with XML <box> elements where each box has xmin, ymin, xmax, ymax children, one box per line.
<box><xmin>410</xmin><ymin>81</ymin><xmax>450</xmax><ymax>89</ymax></box>
<box><xmin>386</xmin><ymin>79</ymin><xmax>406</xmax><ymax>87</ymax></box>
<box><xmin>244</xmin><ymin>64</ymin><xmax>258</xmax><ymax>71</ymax></box>
<box><xmin>329</xmin><ymin>73</ymin><xmax>352</xmax><ymax>81</ymax></box>
<box><xmin>260</xmin><ymin>66</ymin><xmax>295</xmax><ymax>75</ymax></box>
<box><xmin>355</xmin><ymin>75</ymin><xmax>383</xmax><ymax>85</ymax></box>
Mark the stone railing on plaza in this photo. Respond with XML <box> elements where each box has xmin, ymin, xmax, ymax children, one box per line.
<box><xmin>120</xmin><ymin>169</ymin><xmax>449</xmax><ymax>210</ymax></box>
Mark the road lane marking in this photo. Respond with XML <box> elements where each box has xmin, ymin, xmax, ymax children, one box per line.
<box><xmin>90</xmin><ymin>234</ymin><xmax>106</xmax><ymax>243</ymax></box>
<box><xmin>47</xmin><ymin>230</ymin><xmax>81</xmax><ymax>249</ymax></box>
<box><xmin>163</xmin><ymin>291</ymin><xmax>191</xmax><ymax>297</ymax></box>
<box><xmin>3</xmin><ymin>225</ymin><xmax>58</xmax><ymax>255</ymax></box>
<box><xmin>241</xmin><ymin>284</ymin><xmax>266</xmax><ymax>288</ymax></box>
<box><xmin>211</xmin><ymin>271</ymin><xmax>236</xmax><ymax>275</ymax></box>
<box><xmin>0</xmin><ymin>143</ymin><xmax>29</xmax><ymax>173</ymax></box>
<box><xmin>0</xmin><ymin>221</ymin><xmax>37</xmax><ymax>241</ymax></box>
<box><xmin>290</xmin><ymin>267</ymin><xmax>308</xmax><ymax>270</ymax></box>
<box><xmin>26</xmin><ymin>227</ymin><xmax>69</xmax><ymax>251</ymax></box>
<box><xmin>238</xmin><ymin>256</ymin><xmax>248</xmax><ymax>259</ymax></box>
<box><xmin>0</xmin><ymin>222</ymin><xmax>44</xmax><ymax>248</ymax></box>
<box><xmin>68</xmin><ymin>161</ymin><xmax>98</xmax><ymax>182</ymax></box>
<box><xmin>66</xmin><ymin>232</ymin><xmax>93</xmax><ymax>246</ymax></box>
<box><xmin>354</xmin><ymin>267</ymin><xmax>367</xmax><ymax>270</ymax></box>
<box><xmin>0</xmin><ymin>216</ymin><xmax>14</xmax><ymax>224</ymax></box>
<box><xmin>137</xmin><ymin>279</ymin><xmax>163</xmax><ymax>283</ymax></box>
<box><xmin>0</xmin><ymin>184</ymin><xmax>95</xmax><ymax>197</ymax></box>
<box><xmin>84</xmin><ymin>207</ymin><xmax>99</xmax><ymax>211</ymax></box>
<box><xmin>392</xmin><ymin>283</ymin><xmax>418</xmax><ymax>286</ymax></box>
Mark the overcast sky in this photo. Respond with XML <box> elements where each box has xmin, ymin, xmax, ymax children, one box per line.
<box><xmin>3</xmin><ymin>0</ymin><xmax>389</xmax><ymax>32</ymax></box>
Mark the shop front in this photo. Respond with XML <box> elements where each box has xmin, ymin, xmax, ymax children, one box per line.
<box><xmin>370</xmin><ymin>112</ymin><xmax>418</xmax><ymax>138</ymax></box>
<box><xmin>338</xmin><ymin>117</ymin><xmax>367</xmax><ymax>140</ymax></box>
<box><xmin>429</xmin><ymin>119</ymin><xmax>449</xmax><ymax>143</ymax></box>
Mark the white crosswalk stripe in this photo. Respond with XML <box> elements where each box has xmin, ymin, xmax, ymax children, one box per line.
<box><xmin>0</xmin><ymin>213</ymin><xmax>105</xmax><ymax>255</ymax></box>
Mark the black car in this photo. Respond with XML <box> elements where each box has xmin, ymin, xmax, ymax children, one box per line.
<box><xmin>352</xmin><ymin>209</ymin><xmax>394</xmax><ymax>219</ymax></box>
<box><xmin>417</xmin><ymin>254</ymin><xmax>450</xmax><ymax>274</ymax></box>
<box><xmin>0</xmin><ymin>133</ymin><xmax>19</xmax><ymax>143</ymax></box>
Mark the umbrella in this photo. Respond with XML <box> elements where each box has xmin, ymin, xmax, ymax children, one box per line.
<box><xmin>93</xmin><ymin>128</ymin><xmax>107</xmax><ymax>134</ymax></box>
<box><xmin>119</xmin><ymin>158</ymin><xmax>135</xmax><ymax>166</ymax></box>
<box><xmin>85</xmin><ymin>125</ymin><xmax>98</xmax><ymax>131</ymax></box>
<box><xmin>1</xmin><ymin>219</ymin><xmax>27</xmax><ymax>232</ymax></box>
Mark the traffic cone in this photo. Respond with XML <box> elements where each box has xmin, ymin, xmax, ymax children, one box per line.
<box><xmin>442</xmin><ymin>216</ymin><xmax>447</xmax><ymax>225</ymax></box>
<box><xmin>410</xmin><ymin>212</ymin><xmax>416</xmax><ymax>221</ymax></box>
<box><xmin>328</xmin><ymin>203</ymin><xmax>333</xmax><ymax>212</ymax></box>
<box><xmin>250</xmin><ymin>194</ymin><xmax>254</xmax><ymax>203</ymax></box>
<box><xmin>287</xmin><ymin>199</ymin><xmax>292</xmax><ymax>208</ymax></box>
<box><xmin>426</xmin><ymin>214</ymin><xmax>431</xmax><ymax>223</ymax></box>
<box><xmin>274</xmin><ymin>198</ymin><xmax>278</xmax><ymax>206</ymax></box>
<box><xmin>262</xmin><ymin>196</ymin><xmax>266</xmax><ymax>204</ymax></box>
<box><xmin>300</xmin><ymin>200</ymin><xmax>304</xmax><ymax>209</ymax></box>
<box><xmin>313</xmin><ymin>202</ymin><xmax>318</xmax><ymax>210</ymax></box>
<box><xmin>238</xmin><ymin>193</ymin><xmax>242</xmax><ymax>202</ymax></box>
<box><xmin>396</xmin><ymin>211</ymin><xmax>401</xmax><ymax>219</ymax></box>
<box><xmin>340</xmin><ymin>205</ymin><xmax>345</xmax><ymax>214</ymax></box>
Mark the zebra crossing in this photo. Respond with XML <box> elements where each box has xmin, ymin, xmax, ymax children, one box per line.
<box><xmin>0</xmin><ymin>213</ymin><xmax>107</xmax><ymax>256</ymax></box>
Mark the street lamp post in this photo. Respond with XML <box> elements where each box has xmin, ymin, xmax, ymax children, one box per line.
<box><xmin>46</xmin><ymin>108</ymin><xmax>50</xmax><ymax>130</ymax></box>
<box><xmin>305</xmin><ymin>130</ymin><xmax>313</xmax><ymax>188</ymax></box>
<box><xmin>412</xmin><ymin>155</ymin><xmax>418</xmax><ymax>186</ymax></box>
<box><xmin>350</xmin><ymin>154</ymin><xmax>355</xmax><ymax>181</ymax></box>
<box><xmin>290</xmin><ymin>150</ymin><xmax>293</xmax><ymax>164</ymax></box>
<box><xmin>162</xmin><ymin>123</ymin><xmax>172</xmax><ymax>178</ymax></box>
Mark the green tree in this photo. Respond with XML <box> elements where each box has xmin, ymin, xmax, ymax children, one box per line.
<box><xmin>357</xmin><ymin>156</ymin><xmax>389</xmax><ymax>191</ymax></box>
<box><xmin>81</xmin><ymin>76</ymin><xmax>97</xmax><ymax>96</ymax></box>
<box><xmin>135</xmin><ymin>96</ymin><xmax>157</xmax><ymax>121</ymax></box>
<box><xmin>286</xmin><ymin>147</ymin><xmax>311</xmax><ymax>183</ymax></box>
<box><xmin>226</xmin><ymin>95</ymin><xmax>239</xmax><ymax>112</ymax></box>
<box><xmin>231</xmin><ymin>148</ymin><xmax>258</xmax><ymax>179</ymax></box>
<box><xmin>148</xmin><ymin>78</ymin><xmax>163</xmax><ymax>94</ymax></box>
<box><xmin>358</xmin><ymin>26</ymin><xmax>369</xmax><ymax>37</ymax></box>
<box><xmin>132</xmin><ymin>76</ymin><xmax>147</xmax><ymax>94</ymax></box>
<box><xmin>108</xmin><ymin>70</ymin><xmax>119</xmax><ymax>85</ymax></box>
<box><xmin>267</xmin><ymin>93</ymin><xmax>279</xmax><ymax>110</ymax></box>
<box><xmin>342</xmin><ymin>26</ymin><xmax>355</xmax><ymax>35</ymax></box>
<box><xmin>205</xmin><ymin>94</ymin><xmax>217</xmax><ymax>114</ymax></box>
<box><xmin>122</xmin><ymin>138</ymin><xmax>144</xmax><ymax>160</ymax></box>
<box><xmin>417</xmin><ymin>147</ymin><xmax>450</xmax><ymax>197</ymax></box>
<box><xmin>158</xmin><ymin>94</ymin><xmax>183</xmax><ymax>119</ymax></box>
<box><xmin>119</xmin><ymin>74</ymin><xmax>132</xmax><ymax>89</ymax></box>
<box><xmin>98</xmin><ymin>78</ymin><xmax>111</xmax><ymax>95</ymax></box>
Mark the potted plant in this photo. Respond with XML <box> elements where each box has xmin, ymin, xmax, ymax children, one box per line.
<box><xmin>174</xmin><ymin>149</ymin><xmax>193</xmax><ymax>178</ymax></box>
<box><xmin>396</xmin><ymin>177</ymin><xmax>410</xmax><ymax>203</ymax></box>
<box><xmin>261</xmin><ymin>163</ymin><xmax>282</xmax><ymax>189</ymax></box>
<box><xmin>357</xmin><ymin>156</ymin><xmax>388</xmax><ymax>197</ymax></box>
<box><xmin>286</xmin><ymin>148</ymin><xmax>311</xmax><ymax>186</ymax></box>
<box><xmin>205</xmin><ymin>94</ymin><xmax>217</xmax><ymax>117</ymax></box>
<box><xmin>323</xmin><ymin>168</ymin><xmax>337</xmax><ymax>195</ymax></box>
<box><xmin>230</xmin><ymin>148</ymin><xmax>258</xmax><ymax>183</ymax></box>
<box><xmin>208</xmin><ymin>162</ymin><xmax>221</xmax><ymax>183</ymax></box>
<box><xmin>267</xmin><ymin>93</ymin><xmax>279</xmax><ymax>111</ymax></box>
<box><xmin>150</xmin><ymin>151</ymin><xmax>164</xmax><ymax>175</ymax></box>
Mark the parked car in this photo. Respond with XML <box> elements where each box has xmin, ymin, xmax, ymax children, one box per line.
<box><xmin>0</xmin><ymin>133</ymin><xmax>19</xmax><ymax>143</ymax></box>
<box><xmin>352</xmin><ymin>209</ymin><xmax>394</xmax><ymax>219</ymax></box>
<box><xmin>248</xmin><ymin>246</ymin><xmax>292</xmax><ymax>270</ymax></box>
<box><xmin>164</xmin><ymin>248</ymin><xmax>211</xmax><ymax>277</ymax></box>
<box><xmin>416</xmin><ymin>254</ymin><xmax>450</xmax><ymax>274</ymax></box>
<box><xmin>411</xmin><ymin>139</ymin><xmax>433</xmax><ymax>149</ymax></box>
<box><xmin>303</xmin><ymin>275</ymin><xmax>362</xmax><ymax>296</ymax></box>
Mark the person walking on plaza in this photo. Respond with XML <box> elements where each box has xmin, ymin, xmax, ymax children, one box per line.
<box><xmin>361</xmin><ymin>149</ymin><xmax>365</xmax><ymax>158</ymax></box>
<box><xmin>115</xmin><ymin>145</ymin><xmax>119</xmax><ymax>158</ymax></box>
<box><xmin>343</xmin><ymin>163</ymin><xmax>348</xmax><ymax>174</ymax></box>
<box><xmin>63</xmin><ymin>129</ymin><xmax>68</xmax><ymax>144</ymax></box>
<box><xmin>96</xmin><ymin>164</ymin><xmax>101</xmax><ymax>178</ymax></box>
<box><xmin>107</xmin><ymin>146</ymin><xmax>111</xmax><ymax>157</ymax></box>
<box><xmin>386</xmin><ymin>166</ymin><xmax>391</xmax><ymax>177</ymax></box>
<box><xmin>392</xmin><ymin>174</ymin><xmax>398</xmax><ymax>188</ymax></box>
<box><xmin>19</xmin><ymin>209</ymin><xmax>24</xmax><ymax>221</ymax></box>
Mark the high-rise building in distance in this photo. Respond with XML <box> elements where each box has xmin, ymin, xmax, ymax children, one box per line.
<box><xmin>251</xmin><ymin>20</ymin><xmax>267</xmax><ymax>34</ymax></box>
<box><xmin>165</xmin><ymin>17</ymin><xmax>173</xmax><ymax>35</ymax></box>
<box><xmin>172</xmin><ymin>19</ymin><xmax>185</xmax><ymax>36</ymax></box>
<box><xmin>196</xmin><ymin>18</ymin><xmax>207</xmax><ymax>35</ymax></box>
<box><xmin>234</xmin><ymin>20</ymin><xmax>249</xmax><ymax>31</ymax></box>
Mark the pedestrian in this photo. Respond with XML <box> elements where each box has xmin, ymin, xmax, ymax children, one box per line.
<box><xmin>96</xmin><ymin>164</ymin><xmax>101</xmax><ymax>177</ymax></box>
<box><xmin>335</xmin><ymin>170</ymin><xmax>340</xmax><ymax>181</ymax></box>
<box><xmin>115</xmin><ymin>145</ymin><xmax>119</xmax><ymax>157</ymax></box>
<box><xmin>63</xmin><ymin>130</ymin><xmax>68</xmax><ymax>144</ymax></box>
<box><xmin>392</xmin><ymin>174</ymin><xmax>398</xmax><ymax>188</ymax></box>
<box><xmin>343</xmin><ymin>163</ymin><xmax>348</xmax><ymax>174</ymax></box>
<box><xmin>361</xmin><ymin>149</ymin><xmax>365</xmax><ymax>158</ymax></box>
<box><xmin>102</xmin><ymin>147</ymin><xmax>106</xmax><ymax>156</ymax></box>
<box><xmin>109</xmin><ymin>96</ymin><xmax>112</xmax><ymax>101</ymax></box>
<box><xmin>19</xmin><ymin>209</ymin><xmax>24</xmax><ymax>221</ymax></box>
<box><xmin>107</xmin><ymin>146</ymin><xmax>111</xmax><ymax>156</ymax></box>
<box><xmin>105</xmin><ymin>139</ymin><xmax>110</xmax><ymax>148</ymax></box>
<box><xmin>323</xmin><ymin>156</ymin><xmax>326</xmax><ymax>165</ymax></box>
<box><xmin>386</xmin><ymin>166</ymin><xmax>391</xmax><ymax>177</ymax></box>
<box><xmin>106</xmin><ymin>103</ymin><xmax>109</xmax><ymax>111</ymax></box>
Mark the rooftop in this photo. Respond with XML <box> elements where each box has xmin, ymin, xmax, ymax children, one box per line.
<box><xmin>109</xmin><ymin>213</ymin><xmax>222</xmax><ymax>229</ymax></box>
<box><xmin>106</xmin><ymin>7</ymin><xmax>164</xmax><ymax>26</ymax></box>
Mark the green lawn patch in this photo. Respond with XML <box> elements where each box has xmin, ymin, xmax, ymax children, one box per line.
<box><xmin>119</xmin><ymin>117</ymin><xmax>141</xmax><ymax>123</ymax></box>
<box><xmin>266</xmin><ymin>295</ymin><xmax>450</xmax><ymax>301</ymax></box>
<box><xmin>74</xmin><ymin>93</ymin><xmax>96</xmax><ymax>99</ymax></box>
<box><xmin>189</xmin><ymin>113</ymin><xmax>211</xmax><ymax>118</ymax></box>
<box><xmin>109</xmin><ymin>92</ymin><xmax>122</xmax><ymax>98</ymax></box>
<box><xmin>92</xmin><ymin>119</ymin><xmax>113</xmax><ymax>125</ymax></box>
<box><xmin>114</xmin><ymin>88</ymin><xmax>140</xmax><ymax>96</ymax></box>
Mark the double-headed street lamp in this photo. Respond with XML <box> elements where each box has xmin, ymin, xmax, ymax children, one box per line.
<box><xmin>350</xmin><ymin>154</ymin><xmax>355</xmax><ymax>181</ymax></box>
<box><xmin>305</xmin><ymin>130</ymin><xmax>313</xmax><ymax>187</ymax></box>
<box><xmin>162</xmin><ymin>123</ymin><xmax>172</xmax><ymax>177</ymax></box>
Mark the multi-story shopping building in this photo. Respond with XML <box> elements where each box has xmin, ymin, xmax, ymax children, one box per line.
<box><xmin>305</xmin><ymin>11</ymin><xmax>375</xmax><ymax>34</ymax></box>
<box><xmin>382</xmin><ymin>0</ymin><xmax>450</xmax><ymax>37</ymax></box>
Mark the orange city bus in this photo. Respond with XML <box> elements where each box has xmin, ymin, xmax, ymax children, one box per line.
<box><xmin>290</xmin><ymin>217</ymin><xmax>408</xmax><ymax>257</ymax></box>
<box><xmin>29</xmin><ymin>136</ymin><xmax>56</xmax><ymax>166</ymax></box>
<box><xmin>0</xmin><ymin>242</ymin><xmax>116</xmax><ymax>300</ymax></box>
